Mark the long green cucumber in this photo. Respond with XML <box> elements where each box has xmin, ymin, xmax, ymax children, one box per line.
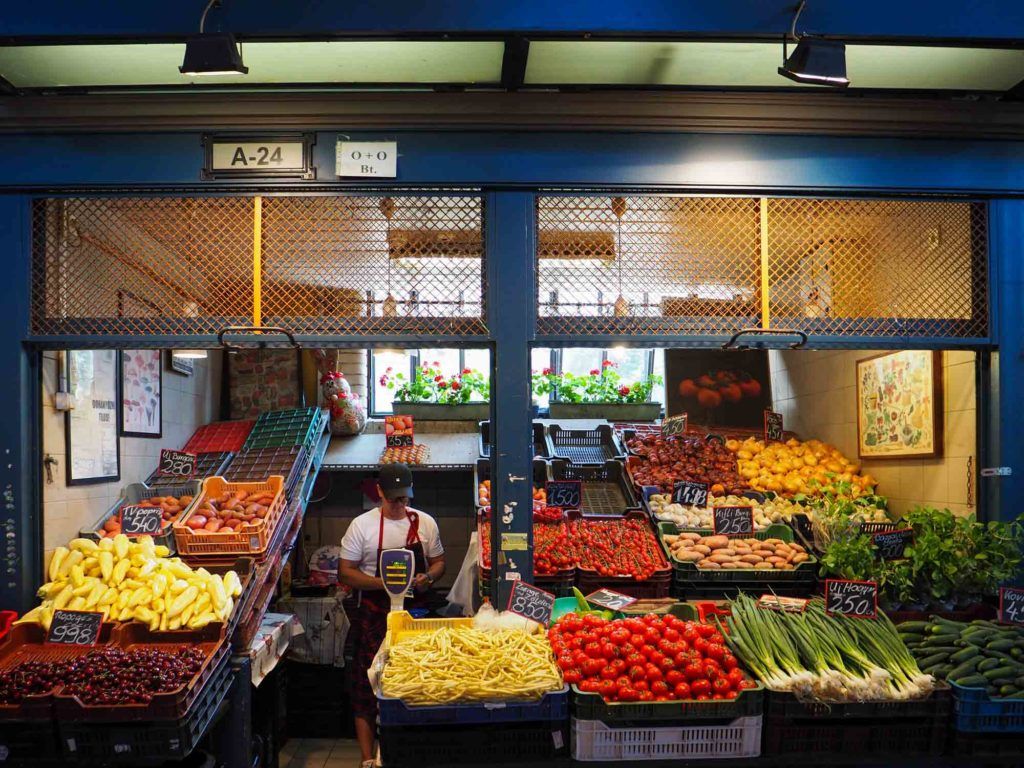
<box><xmin>949</xmin><ymin>658</ymin><xmax>983</xmax><ymax>679</ymax></box>
<box><xmin>976</xmin><ymin>657</ymin><xmax>1000</xmax><ymax>672</ymax></box>
<box><xmin>897</xmin><ymin>621</ymin><xmax>932</xmax><ymax>633</ymax></box>
<box><xmin>986</xmin><ymin>639</ymin><xmax>1017</xmax><ymax>652</ymax></box>
<box><xmin>923</xmin><ymin>634</ymin><xmax>962</xmax><ymax>646</ymax></box>
<box><xmin>951</xmin><ymin>674</ymin><xmax>988</xmax><ymax>687</ymax></box>
<box><xmin>984</xmin><ymin>666</ymin><xmax>1021</xmax><ymax>681</ymax></box>
<box><xmin>899</xmin><ymin>632</ymin><xmax>925</xmax><ymax>644</ymax></box>
<box><xmin>951</xmin><ymin>646</ymin><xmax>981</xmax><ymax>664</ymax></box>
<box><xmin>918</xmin><ymin>651</ymin><xmax>953</xmax><ymax>668</ymax></box>
<box><xmin>914</xmin><ymin>645</ymin><xmax>958</xmax><ymax>656</ymax></box>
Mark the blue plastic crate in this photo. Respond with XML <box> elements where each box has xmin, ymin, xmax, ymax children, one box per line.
<box><xmin>377</xmin><ymin>685</ymin><xmax>568</xmax><ymax>727</ymax></box>
<box><xmin>951</xmin><ymin>681</ymin><xmax>1024</xmax><ymax>733</ymax></box>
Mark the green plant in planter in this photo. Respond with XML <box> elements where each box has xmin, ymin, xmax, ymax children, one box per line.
<box><xmin>381</xmin><ymin>362</ymin><xmax>490</xmax><ymax>405</ymax></box>
<box><xmin>536</xmin><ymin>360</ymin><xmax>662</xmax><ymax>404</ymax></box>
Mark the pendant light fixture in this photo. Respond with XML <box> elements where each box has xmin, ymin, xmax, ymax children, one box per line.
<box><xmin>777</xmin><ymin>1</ymin><xmax>849</xmax><ymax>87</ymax></box>
<box><xmin>180</xmin><ymin>0</ymin><xmax>249</xmax><ymax>76</ymax></box>
<box><xmin>380</xmin><ymin>197</ymin><xmax>398</xmax><ymax>318</ymax></box>
<box><xmin>611</xmin><ymin>196</ymin><xmax>630</xmax><ymax>317</ymax></box>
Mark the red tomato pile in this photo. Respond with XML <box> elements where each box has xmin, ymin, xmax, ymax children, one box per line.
<box><xmin>549</xmin><ymin>612</ymin><xmax>755</xmax><ymax>703</ymax></box>
<box><xmin>569</xmin><ymin>517</ymin><xmax>665</xmax><ymax>580</ymax></box>
<box><xmin>479</xmin><ymin>520</ymin><xmax>575</xmax><ymax>575</ymax></box>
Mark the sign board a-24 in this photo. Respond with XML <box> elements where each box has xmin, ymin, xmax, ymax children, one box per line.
<box><xmin>202</xmin><ymin>133</ymin><xmax>315</xmax><ymax>180</ymax></box>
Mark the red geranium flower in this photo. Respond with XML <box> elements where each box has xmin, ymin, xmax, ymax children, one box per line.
<box><xmin>590</xmin><ymin>369</ymin><xmax>600</xmax><ymax>376</ymax></box>
<box><xmin>438</xmin><ymin>381</ymin><xmax>448</xmax><ymax>389</ymax></box>
<box><xmin>603</xmin><ymin>359</ymin><xmax>615</xmax><ymax>367</ymax></box>
<box><xmin>462</xmin><ymin>368</ymin><xmax>472</xmax><ymax>375</ymax></box>
<box><xmin>619</xmin><ymin>385</ymin><xmax>631</xmax><ymax>396</ymax></box>
<box><xmin>434</xmin><ymin>375</ymin><xmax>444</xmax><ymax>382</ymax></box>
<box><xmin>451</xmin><ymin>380</ymin><xmax>462</xmax><ymax>391</ymax></box>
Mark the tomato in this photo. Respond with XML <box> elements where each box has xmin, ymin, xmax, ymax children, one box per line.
<box><xmin>557</xmin><ymin>654</ymin><xmax>575</xmax><ymax>671</ymax></box>
<box><xmin>610</xmin><ymin>659</ymin><xmax>626</xmax><ymax>673</ymax></box>
<box><xmin>641</xmin><ymin>646</ymin><xmax>658</xmax><ymax>661</ymax></box>
<box><xmin>643</xmin><ymin>613</ymin><xmax>662</xmax><ymax>625</ymax></box>
<box><xmin>694</xmin><ymin>637</ymin><xmax>709</xmax><ymax>655</ymax></box>
<box><xmin>673</xmin><ymin>681</ymin><xmax>692</xmax><ymax>699</ymax></box>
<box><xmin>722</xmin><ymin>654</ymin><xmax>738</xmax><ymax>671</ymax></box>
<box><xmin>579</xmin><ymin>680</ymin><xmax>600</xmax><ymax>693</ymax></box>
<box><xmin>643</xmin><ymin>627</ymin><xmax>662</xmax><ymax>645</ymax></box>
<box><xmin>683</xmin><ymin>628</ymin><xmax>700</xmax><ymax>644</ymax></box>
<box><xmin>703</xmin><ymin>658</ymin><xmax>721</xmax><ymax>670</ymax></box>
<box><xmin>657</xmin><ymin>639</ymin><xmax>675</xmax><ymax>654</ymax></box>
<box><xmin>617</xmin><ymin>686</ymin><xmax>638</xmax><ymax>702</ymax></box>
<box><xmin>583</xmin><ymin>658</ymin><xmax>605</xmax><ymax>677</ymax></box>
<box><xmin>610</xmin><ymin>628</ymin><xmax>631</xmax><ymax>645</ymax></box>
<box><xmin>712</xmin><ymin>677</ymin><xmax>732</xmax><ymax>695</ymax></box>
<box><xmin>690</xmin><ymin>679</ymin><xmax>712</xmax><ymax>697</ymax></box>
<box><xmin>629</xmin><ymin>665</ymin><xmax>646</xmax><ymax>682</ymax></box>
<box><xmin>651</xmin><ymin>680</ymin><xmax>669</xmax><ymax>696</ymax></box>
<box><xmin>569</xmin><ymin>637</ymin><xmax>584</xmax><ymax>651</ymax></box>
<box><xmin>599</xmin><ymin>643</ymin><xmax>618</xmax><ymax>660</ymax></box>
<box><xmin>684</xmin><ymin>663</ymin><xmax>706</xmax><ymax>682</ymax></box>
<box><xmin>707</xmin><ymin>631</ymin><xmax>725</xmax><ymax>645</ymax></box>
<box><xmin>645</xmin><ymin>665</ymin><xmax>663</xmax><ymax>683</ymax></box>
<box><xmin>623</xmin><ymin>618</ymin><xmax>645</xmax><ymax>634</ymax></box>
<box><xmin>696</xmin><ymin>624</ymin><xmax>716</xmax><ymax>639</ymax></box>
<box><xmin>705</xmin><ymin>644</ymin><xmax>726</xmax><ymax>662</ymax></box>
<box><xmin>663</xmin><ymin>628</ymin><xmax>681</xmax><ymax>642</ymax></box>
<box><xmin>561</xmin><ymin>615</ymin><xmax>582</xmax><ymax>632</ymax></box>
<box><xmin>584</xmin><ymin>642</ymin><xmax>602</xmax><ymax>657</ymax></box>
<box><xmin>704</xmin><ymin>663</ymin><xmax>722</xmax><ymax>681</ymax></box>
<box><xmin>712</xmin><ymin>693</ymin><xmax>725</xmax><ymax>700</ymax></box>
<box><xmin>633</xmin><ymin>680</ymin><xmax>649</xmax><ymax>693</ymax></box>
<box><xmin>658</xmin><ymin>656</ymin><xmax>676</xmax><ymax>672</ymax></box>
<box><xmin>695</xmin><ymin>693</ymin><xmax>711</xmax><ymax>701</ymax></box>
<box><xmin>563</xmin><ymin>670</ymin><xmax>582</xmax><ymax>685</ymax></box>
<box><xmin>598</xmin><ymin>679</ymin><xmax>616</xmax><ymax>698</ymax></box>
<box><xmin>727</xmin><ymin>668</ymin><xmax>746</xmax><ymax>688</ymax></box>
<box><xmin>615</xmin><ymin>676</ymin><xmax>631</xmax><ymax>689</ymax></box>
<box><xmin>674</xmin><ymin>652</ymin><xmax>692</xmax><ymax>668</ymax></box>
<box><xmin>572</xmin><ymin>650</ymin><xmax>588</xmax><ymax>667</ymax></box>
<box><xmin>581</xmin><ymin>631</ymin><xmax>598</xmax><ymax>646</ymax></box>
<box><xmin>665</xmin><ymin>670</ymin><xmax>685</xmax><ymax>687</ymax></box>
<box><xmin>638</xmin><ymin>690</ymin><xmax>655</xmax><ymax>702</ymax></box>
<box><xmin>724</xmin><ymin>689</ymin><xmax>739</xmax><ymax>699</ymax></box>
<box><xmin>626</xmin><ymin>653</ymin><xmax>645</xmax><ymax>666</ymax></box>
<box><xmin>629</xmin><ymin>634</ymin><xmax>646</xmax><ymax>650</ymax></box>
<box><xmin>582</xmin><ymin>614</ymin><xmax>607</xmax><ymax>629</ymax></box>
<box><xmin>600</xmin><ymin>666</ymin><xmax>619</xmax><ymax>681</ymax></box>
<box><xmin>677</xmin><ymin>639</ymin><xmax>690</xmax><ymax>653</ymax></box>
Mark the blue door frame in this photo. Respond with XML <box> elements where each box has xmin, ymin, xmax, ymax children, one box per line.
<box><xmin>0</xmin><ymin>129</ymin><xmax>1021</xmax><ymax>611</ymax></box>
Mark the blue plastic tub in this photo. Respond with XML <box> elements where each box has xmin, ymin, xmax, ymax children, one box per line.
<box><xmin>376</xmin><ymin>685</ymin><xmax>568</xmax><ymax>727</ymax></box>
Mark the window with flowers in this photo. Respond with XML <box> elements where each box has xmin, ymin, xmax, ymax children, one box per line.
<box><xmin>531</xmin><ymin>348</ymin><xmax>663</xmax><ymax>408</ymax></box>
<box><xmin>369</xmin><ymin>349</ymin><xmax>490</xmax><ymax>415</ymax></box>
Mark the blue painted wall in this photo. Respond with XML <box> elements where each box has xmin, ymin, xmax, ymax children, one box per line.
<box><xmin>3</xmin><ymin>1</ymin><xmax>1023</xmax><ymax>39</ymax></box>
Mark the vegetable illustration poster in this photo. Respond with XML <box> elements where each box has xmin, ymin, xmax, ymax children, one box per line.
<box><xmin>120</xmin><ymin>349</ymin><xmax>162</xmax><ymax>438</ymax></box>
<box><xmin>857</xmin><ymin>350</ymin><xmax>942</xmax><ymax>459</ymax></box>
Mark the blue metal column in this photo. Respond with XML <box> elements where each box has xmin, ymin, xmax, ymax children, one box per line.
<box><xmin>485</xmin><ymin>191</ymin><xmax>536</xmax><ymax>607</ymax></box>
<box><xmin>0</xmin><ymin>196</ymin><xmax>38</xmax><ymax>611</ymax></box>
<box><xmin>987</xmin><ymin>200</ymin><xmax>1024</xmax><ymax>521</ymax></box>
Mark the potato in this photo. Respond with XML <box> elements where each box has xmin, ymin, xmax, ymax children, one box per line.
<box><xmin>674</xmin><ymin>551</ymin><xmax>703</xmax><ymax>562</ymax></box>
<box><xmin>792</xmin><ymin>552</ymin><xmax>809</xmax><ymax>564</ymax></box>
<box><xmin>697</xmin><ymin>561</ymin><xmax>721</xmax><ymax>569</ymax></box>
<box><xmin>702</xmin><ymin>535</ymin><xmax>729</xmax><ymax>549</ymax></box>
<box><xmin>739</xmin><ymin>554</ymin><xmax>763</xmax><ymax>564</ymax></box>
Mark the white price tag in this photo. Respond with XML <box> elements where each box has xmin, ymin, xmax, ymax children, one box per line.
<box><xmin>337</xmin><ymin>141</ymin><xmax>397</xmax><ymax>177</ymax></box>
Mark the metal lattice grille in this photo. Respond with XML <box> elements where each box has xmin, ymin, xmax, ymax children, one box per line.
<box><xmin>537</xmin><ymin>195</ymin><xmax>987</xmax><ymax>340</ymax></box>
<box><xmin>32</xmin><ymin>197</ymin><xmax>254</xmax><ymax>336</ymax></box>
<box><xmin>537</xmin><ymin>196</ymin><xmax>762</xmax><ymax>336</ymax></box>
<box><xmin>766</xmin><ymin>199</ymin><xmax>987</xmax><ymax>338</ymax></box>
<box><xmin>31</xmin><ymin>194</ymin><xmax>486</xmax><ymax>339</ymax></box>
<box><xmin>260</xmin><ymin>195</ymin><xmax>485</xmax><ymax>335</ymax></box>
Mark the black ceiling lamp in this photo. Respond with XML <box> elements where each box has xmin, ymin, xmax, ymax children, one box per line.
<box><xmin>778</xmin><ymin>1</ymin><xmax>849</xmax><ymax>88</ymax></box>
<box><xmin>180</xmin><ymin>0</ymin><xmax>248</xmax><ymax>76</ymax></box>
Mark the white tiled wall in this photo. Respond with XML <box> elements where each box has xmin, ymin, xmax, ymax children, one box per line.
<box><xmin>769</xmin><ymin>349</ymin><xmax>977</xmax><ymax>517</ymax></box>
<box><xmin>41</xmin><ymin>351</ymin><xmax>222</xmax><ymax>560</ymax></box>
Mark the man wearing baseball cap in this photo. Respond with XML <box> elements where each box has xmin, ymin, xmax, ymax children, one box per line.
<box><xmin>339</xmin><ymin>463</ymin><xmax>445</xmax><ymax>767</ymax></box>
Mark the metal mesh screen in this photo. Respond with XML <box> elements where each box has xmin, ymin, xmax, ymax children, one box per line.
<box><xmin>766</xmin><ymin>199</ymin><xmax>988</xmax><ymax>338</ymax></box>
<box><xmin>31</xmin><ymin>197</ymin><xmax>254</xmax><ymax>336</ymax></box>
<box><xmin>537</xmin><ymin>195</ymin><xmax>988</xmax><ymax>340</ymax></box>
<box><xmin>261</xmin><ymin>195</ymin><xmax>486</xmax><ymax>335</ymax></box>
<box><xmin>31</xmin><ymin>194</ymin><xmax>486</xmax><ymax>340</ymax></box>
<box><xmin>537</xmin><ymin>196</ymin><xmax>762</xmax><ymax>336</ymax></box>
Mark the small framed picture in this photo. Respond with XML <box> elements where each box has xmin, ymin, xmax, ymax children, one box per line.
<box><xmin>169</xmin><ymin>351</ymin><xmax>195</xmax><ymax>376</ymax></box>
<box><xmin>856</xmin><ymin>350</ymin><xmax>943</xmax><ymax>459</ymax></box>
<box><xmin>120</xmin><ymin>350</ymin><xmax>162</xmax><ymax>439</ymax></box>
<box><xmin>66</xmin><ymin>350</ymin><xmax>120</xmax><ymax>486</ymax></box>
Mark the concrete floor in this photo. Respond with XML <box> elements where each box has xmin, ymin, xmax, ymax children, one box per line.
<box><xmin>279</xmin><ymin>738</ymin><xmax>370</xmax><ymax>768</ymax></box>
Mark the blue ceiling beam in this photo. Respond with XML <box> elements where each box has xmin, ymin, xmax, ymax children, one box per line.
<box><xmin>2</xmin><ymin>1</ymin><xmax>1023</xmax><ymax>40</ymax></box>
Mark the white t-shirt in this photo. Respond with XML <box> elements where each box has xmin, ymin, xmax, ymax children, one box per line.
<box><xmin>339</xmin><ymin>507</ymin><xmax>444</xmax><ymax>577</ymax></box>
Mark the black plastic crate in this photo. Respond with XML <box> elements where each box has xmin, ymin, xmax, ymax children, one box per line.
<box><xmin>0</xmin><ymin>719</ymin><xmax>60</xmax><ymax>763</ymax></box>
<box><xmin>58</xmin><ymin>650</ymin><xmax>231</xmax><ymax>763</ymax></box>
<box><xmin>285</xmin><ymin>662</ymin><xmax>353</xmax><ymax>739</ymax></box>
<box><xmin>549</xmin><ymin>459</ymin><xmax>638</xmax><ymax>516</ymax></box>
<box><xmin>380</xmin><ymin>720</ymin><xmax>569</xmax><ymax>767</ymax></box>
<box><xmin>572</xmin><ymin>683</ymin><xmax>763</xmax><ymax>724</ymax></box>
<box><xmin>951</xmin><ymin>729</ymin><xmax>1024</xmax><ymax>758</ymax></box>
<box><xmin>478</xmin><ymin>421</ymin><xmax>550</xmax><ymax>459</ymax></box>
<box><xmin>224</xmin><ymin>445</ymin><xmax>306</xmax><ymax>499</ymax></box>
<box><xmin>672</xmin><ymin>577</ymin><xmax>816</xmax><ymax>600</ymax></box>
<box><xmin>546</xmin><ymin>425</ymin><xmax>623</xmax><ymax>465</ymax></box>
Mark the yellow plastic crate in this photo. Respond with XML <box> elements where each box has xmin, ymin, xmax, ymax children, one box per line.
<box><xmin>385</xmin><ymin>611</ymin><xmax>473</xmax><ymax>646</ymax></box>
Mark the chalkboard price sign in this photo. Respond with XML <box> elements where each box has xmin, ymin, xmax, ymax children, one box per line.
<box><xmin>585</xmin><ymin>588</ymin><xmax>637</xmax><ymax>611</ymax></box>
<box><xmin>661</xmin><ymin>414</ymin><xmax>688</xmax><ymax>437</ymax></box>
<box><xmin>764</xmin><ymin>410</ymin><xmax>784</xmax><ymax>443</ymax></box>
<box><xmin>47</xmin><ymin>610</ymin><xmax>103</xmax><ymax>646</ymax></box>
<box><xmin>119</xmin><ymin>505</ymin><xmax>164</xmax><ymax>537</ymax></box>
<box><xmin>1000</xmin><ymin>587</ymin><xmax>1024</xmax><ymax>626</ymax></box>
<box><xmin>872</xmin><ymin>528</ymin><xmax>914</xmax><ymax>560</ymax></box>
<box><xmin>385</xmin><ymin>415</ymin><xmax>415</xmax><ymax>448</ymax></box>
<box><xmin>673</xmin><ymin>481</ymin><xmax>709</xmax><ymax>507</ymax></box>
<box><xmin>507</xmin><ymin>581</ymin><xmax>556</xmax><ymax>626</ymax></box>
<box><xmin>713</xmin><ymin>506</ymin><xmax>754</xmax><ymax>537</ymax></box>
<box><xmin>545</xmin><ymin>480</ymin><xmax>582</xmax><ymax>511</ymax></box>
<box><xmin>825</xmin><ymin>579</ymin><xmax>878</xmax><ymax>619</ymax></box>
<box><xmin>158</xmin><ymin>449</ymin><xmax>197</xmax><ymax>477</ymax></box>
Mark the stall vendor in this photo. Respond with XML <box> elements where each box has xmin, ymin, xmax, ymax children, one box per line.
<box><xmin>339</xmin><ymin>462</ymin><xmax>446</xmax><ymax>768</ymax></box>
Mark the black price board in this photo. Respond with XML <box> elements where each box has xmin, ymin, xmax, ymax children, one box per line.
<box><xmin>47</xmin><ymin>610</ymin><xmax>103</xmax><ymax>646</ymax></box>
<box><xmin>673</xmin><ymin>481</ymin><xmax>709</xmax><ymax>507</ymax></box>
<box><xmin>825</xmin><ymin>579</ymin><xmax>878</xmax><ymax>619</ymax></box>
<box><xmin>386</xmin><ymin>433</ymin><xmax>414</xmax><ymax>448</ymax></box>
<box><xmin>507</xmin><ymin>581</ymin><xmax>556</xmax><ymax>625</ymax></box>
<box><xmin>545</xmin><ymin>480</ymin><xmax>582</xmax><ymax>510</ymax></box>
<box><xmin>872</xmin><ymin>528</ymin><xmax>914</xmax><ymax>560</ymax></box>
<box><xmin>1000</xmin><ymin>587</ymin><xmax>1024</xmax><ymax>625</ymax></box>
<box><xmin>119</xmin><ymin>504</ymin><xmax>164</xmax><ymax>537</ymax></box>
<box><xmin>585</xmin><ymin>588</ymin><xmax>637</xmax><ymax>611</ymax></box>
<box><xmin>158</xmin><ymin>449</ymin><xmax>197</xmax><ymax>477</ymax></box>
<box><xmin>764</xmin><ymin>410</ymin><xmax>784</xmax><ymax>443</ymax></box>
<box><xmin>713</xmin><ymin>506</ymin><xmax>754</xmax><ymax>537</ymax></box>
<box><xmin>661</xmin><ymin>413</ymin><xmax>688</xmax><ymax>437</ymax></box>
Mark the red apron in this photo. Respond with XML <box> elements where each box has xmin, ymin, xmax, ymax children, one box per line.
<box><xmin>348</xmin><ymin>509</ymin><xmax>430</xmax><ymax>719</ymax></box>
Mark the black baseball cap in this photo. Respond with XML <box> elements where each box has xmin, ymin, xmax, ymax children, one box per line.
<box><xmin>379</xmin><ymin>463</ymin><xmax>414</xmax><ymax>500</ymax></box>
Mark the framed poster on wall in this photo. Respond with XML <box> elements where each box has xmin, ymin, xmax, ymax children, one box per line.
<box><xmin>856</xmin><ymin>350</ymin><xmax>943</xmax><ymax>459</ymax></box>
<box><xmin>66</xmin><ymin>349</ymin><xmax>120</xmax><ymax>485</ymax></box>
<box><xmin>120</xmin><ymin>350</ymin><xmax>162</xmax><ymax>438</ymax></box>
